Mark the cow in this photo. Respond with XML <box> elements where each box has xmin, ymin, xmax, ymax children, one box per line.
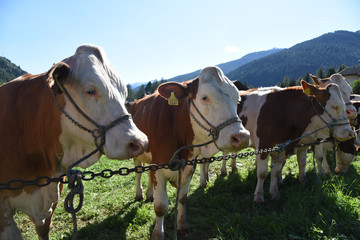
<box><xmin>129</xmin><ymin>66</ymin><xmax>250</xmax><ymax>240</ymax></box>
<box><xmin>216</xmin><ymin>74</ymin><xmax>357</xmax><ymax>181</ymax></box>
<box><xmin>0</xmin><ymin>44</ymin><xmax>148</xmax><ymax>240</ymax></box>
<box><xmin>309</xmin><ymin>74</ymin><xmax>358</xmax><ymax>175</ymax></box>
<box><xmin>233</xmin><ymin>81</ymin><xmax>353</xmax><ymax>203</ymax></box>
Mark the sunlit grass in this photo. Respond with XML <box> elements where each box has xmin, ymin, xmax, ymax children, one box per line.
<box><xmin>14</xmin><ymin>148</ymin><xmax>360</xmax><ymax>239</ymax></box>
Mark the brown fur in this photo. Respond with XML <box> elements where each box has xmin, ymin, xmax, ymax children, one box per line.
<box><xmin>130</xmin><ymin>79</ymin><xmax>199</xmax><ymax>187</ymax></box>
<box><xmin>238</xmin><ymin>85</ymin><xmax>330</xmax><ymax>159</ymax></box>
<box><xmin>0</xmin><ymin>64</ymin><xmax>66</xmax><ymax>232</ymax></box>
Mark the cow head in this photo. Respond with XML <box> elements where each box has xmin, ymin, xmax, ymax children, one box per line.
<box><xmin>335</xmin><ymin>138</ymin><xmax>359</xmax><ymax>174</ymax></box>
<box><xmin>158</xmin><ymin>66</ymin><xmax>250</xmax><ymax>157</ymax></box>
<box><xmin>51</xmin><ymin>44</ymin><xmax>148</xmax><ymax>168</ymax></box>
<box><xmin>310</xmin><ymin>73</ymin><xmax>357</xmax><ymax>119</ymax></box>
<box><xmin>301</xmin><ymin>80</ymin><xmax>354</xmax><ymax>142</ymax></box>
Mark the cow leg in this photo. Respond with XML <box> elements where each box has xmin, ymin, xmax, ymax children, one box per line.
<box><xmin>152</xmin><ymin>170</ymin><xmax>168</xmax><ymax>240</ymax></box>
<box><xmin>230</xmin><ymin>157</ymin><xmax>237</xmax><ymax>172</ymax></box>
<box><xmin>199</xmin><ymin>162</ymin><xmax>209</xmax><ymax>188</ymax></box>
<box><xmin>145</xmin><ymin>171</ymin><xmax>154</xmax><ymax>202</ymax></box>
<box><xmin>0</xmin><ymin>200</ymin><xmax>21</xmax><ymax>240</ymax></box>
<box><xmin>270</xmin><ymin>153</ymin><xmax>284</xmax><ymax>186</ymax></box>
<box><xmin>220</xmin><ymin>160</ymin><xmax>228</xmax><ymax>177</ymax></box>
<box><xmin>269</xmin><ymin>154</ymin><xmax>286</xmax><ymax>200</ymax></box>
<box><xmin>35</xmin><ymin>183</ymin><xmax>64</xmax><ymax>240</ymax></box>
<box><xmin>35</xmin><ymin>182</ymin><xmax>64</xmax><ymax>240</ymax></box>
<box><xmin>322</xmin><ymin>156</ymin><xmax>331</xmax><ymax>175</ymax></box>
<box><xmin>134</xmin><ymin>157</ymin><xmax>144</xmax><ymax>201</ymax></box>
<box><xmin>35</xmin><ymin>208</ymin><xmax>54</xmax><ymax>240</ymax></box>
<box><xmin>254</xmin><ymin>155</ymin><xmax>269</xmax><ymax>203</ymax></box>
<box><xmin>314</xmin><ymin>145</ymin><xmax>325</xmax><ymax>175</ymax></box>
<box><xmin>296</xmin><ymin>147</ymin><xmax>307</xmax><ymax>184</ymax></box>
<box><xmin>176</xmin><ymin>165</ymin><xmax>195</xmax><ymax>237</ymax></box>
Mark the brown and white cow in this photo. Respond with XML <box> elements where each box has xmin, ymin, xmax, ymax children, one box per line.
<box><xmin>0</xmin><ymin>44</ymin><xmax>148</xmax><ymax>239</ymax></box>
<box><xmin>309</xmin><ymin>74</ymin><xmax>358</xmax><ymax>175</ymax></box>
<box><xmin>130</xmin><ymin>66</ymin><xmax>250</xmax><ymax>240</ymax></box>
<box><xmin>235</xmin><ymin>81</ymin><xmax>353</xmax><ymax>203</ymax></box>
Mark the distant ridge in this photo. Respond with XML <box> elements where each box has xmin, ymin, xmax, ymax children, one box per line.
<box><xmin>227</xmin><ymin>30</ymin><xmax>360</xmax><ymax>87</ymax></box>
<box><xmin>167</xmin><ymin>48</ymin><xmax>284</xmax><ymax>83</ymax></box>
<box><xmin>0</xmin><ymin>57</ymin><xmax>27</xmax><ymax>84</ymax></box>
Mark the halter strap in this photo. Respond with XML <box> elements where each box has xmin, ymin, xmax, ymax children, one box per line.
<box><xmin>186</xmin><ymin>98</ymin><xmax>241</xmax><ymax>150</ymax></box>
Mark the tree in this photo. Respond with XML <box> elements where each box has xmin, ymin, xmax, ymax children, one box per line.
<box><xmin>316</xmin><ymin>68</ymin><xmax>325</xmax><ymax>78</ymax></box>
<box><xmin>282</xmin><ymin>76</ymin><xmax>290</xmax><ymax>87</ymax></box>
<box><xmin>243</xmin><ymin>80</ymin><xmax>249</xmax><ymax>88</ymax></box>
<box><xmin>351</xmin><ymin>78</ymin><xmax>360</xmax><ymax>94</ymax></box>
<box><xmin>336</xmin><ymin>64</ymin><xmax>347</xmax><ymax>73</ymax></box>
<box><xmin>303</xmin><ymin>73</ymin><xmax>311</xmax><ymax>83</ymax></box>
<box><xmin>126</xmin><ymin>84</ymin><xmax>136</xmax><ymax>102</ymax></box>
<box><xmin>135</xmin><ymin>85</ymin><xmax>145</xmax><ymax>99</ymax></box>
<box><xmin>144</xmin><ymin>81</ymin><xmax>152</xmax><ymax>94</ymax></box>
<box><xmin>289</xmin><ymin>77</ymin><xmax>296</xmax><ymax>86</ymax></box>
<box><xmin>326</xmin><ymin>67</ymin><xmax>336</xmax><ymax>77</ymax></box>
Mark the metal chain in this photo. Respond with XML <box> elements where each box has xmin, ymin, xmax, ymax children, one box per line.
<box><xmin>0</xmin><ymin>147</ymin><xmax>281</xmax><ymax>191</ymax></box>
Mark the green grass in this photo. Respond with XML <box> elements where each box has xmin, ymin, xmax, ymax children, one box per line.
<box><xmin>14</xmin><ymin>148</ymin><xmax>360</xmax><ymax>239</ymax></box>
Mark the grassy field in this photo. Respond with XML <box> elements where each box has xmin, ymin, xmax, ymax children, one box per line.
<box><xmin>14</xmin><ymin>148</ymin><xmax>360</xmax><ymax>240</ymax></box>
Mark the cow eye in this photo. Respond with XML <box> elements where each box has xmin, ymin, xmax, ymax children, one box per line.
<box><xmin>201</xmin><ymin>96</ymin><xmax>209</xmax><ymax>103</ymax></box>
<box><xmin>331</xmin><ymin>105</ymin><xmax>338</xmax><ymax>111</ymax></box>
<box><xmin>85</xmin><ymin>88</ymin><xmax>96</xmax><ymax>95</ymax></box>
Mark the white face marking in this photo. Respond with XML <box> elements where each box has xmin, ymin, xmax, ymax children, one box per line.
<box><xmin>323</xmin><ymin>85</ymin><xmax>353</xmax><ymax>141</ymax></box>
<box><xmin>59</xmin><ymin>45</ymin><xmax>148</xmax><ymax>168</ymax></box>
<box><xmin>190</xmin><ymin>66</ymin><xmax>249</xmax><ymax>154</ymax></box>
<box><xmin>317</xmin><ymin>74</ymin><xmax>356</xmax><ymax>119</ymax></box>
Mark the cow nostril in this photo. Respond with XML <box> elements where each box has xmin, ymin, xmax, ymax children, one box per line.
<box><xmin>231</xmin><ymin>134</ymin><xmax>240</xmax><ymax>145</ymax></box>
<box><xmin>128</xmin><ymin>140</ymin><xmax>142</xmax><ymax>157</ymax></box>
<box><xmin>349</xmin><ymin>131</ymin><xmax>355</xmax><ymax>138</ymax></box>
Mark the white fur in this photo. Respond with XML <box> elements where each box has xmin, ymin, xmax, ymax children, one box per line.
<box><xmin>8</xmin><ymin>183</ymin><xmax>60</xmax><ymax>226</ymax></box>
<box><xmin>60</xmin><ymin>44</ymin><xmax>148</xmax><ymax>168</ymax></box>
<box><xmin>315</xmin><ymin>73</ymin><xmax>356</xmax><ymax>119</ymax></box>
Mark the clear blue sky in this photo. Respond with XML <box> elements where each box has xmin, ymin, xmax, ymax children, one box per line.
<box><xmin>1</xmin><ymin>0</ymin><xmax>359</xmax><ymax>85</ymax></box>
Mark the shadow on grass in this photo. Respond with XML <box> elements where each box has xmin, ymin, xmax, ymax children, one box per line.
<box><xmin>61</xmin><ymin>201</ymin><xmax>143</xmax><ymax>240</ymax></box>
<box><xmin>180</xmin><ymin>163</ymin><xmax>360</xmax><ymax>240</ymax></box>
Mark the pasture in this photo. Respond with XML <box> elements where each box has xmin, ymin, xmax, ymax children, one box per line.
<box><xmin>14</xmin><ymin>148</ymin><xmax>360</xmax><ymax>240</ymax></box>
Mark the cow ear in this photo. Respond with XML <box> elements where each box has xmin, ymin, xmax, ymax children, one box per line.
<box><xmin>301</xmin><ymin>80</ymin><xmax>319</xmax><ymax>96</ymax></box>
<box><xmin>184</xmin><ymin>77</ymin><xmax>199</xmax><ymax>99</ymax></box>
<box><xmin>158</xmin><ymin>82</ymin><xmax>188</xmax><ymax>102</ymax></box>
<box><xmin>48</xmin><ymin>62</ymin><xmax>70</xmax><ymax>94</ymax></box>
<box><xmin>310</xmin><ymin>74</ymin><xmax>320</xmax><ymax>85</ymax></box>
<box><xmin>355</xmin><ymin>144</ymin><xmax>360</xmax><ymax>154</ymax></box>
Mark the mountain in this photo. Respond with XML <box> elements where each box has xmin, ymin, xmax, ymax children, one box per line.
<box><xmin>0</xmin><ymin>57</ymin><xmax>27</xmax><ymax>84</ymax></box>
<box><xmin>227</xmin><ymin>30</ymin><xmax>360</xmax><ymax>87</ymax></box>
<box><xmin>166</xmin><ymin>48</ymin><xmax>284</xmax><ymax>83</ymax></box>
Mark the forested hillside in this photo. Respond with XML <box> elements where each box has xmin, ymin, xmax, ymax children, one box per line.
<box><xmin>0</xmin><ymin>57</ymin><xmax>27</xmax><ymax>84</ymax></box>
<box><xmin>167</xmin><ymin>48</ymin><xmax>284</xmax><ymax>83</ymax></box>
<box><xmin>227</xmin><ymin>30</ymin><xmax>360</xmax><ymax>87</ymax></box>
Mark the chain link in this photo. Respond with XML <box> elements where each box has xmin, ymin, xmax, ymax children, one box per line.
<box><xmin>0</xmin><ymin>146</ymin><xmax>281</xmax><ymax>191</ymax></box>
